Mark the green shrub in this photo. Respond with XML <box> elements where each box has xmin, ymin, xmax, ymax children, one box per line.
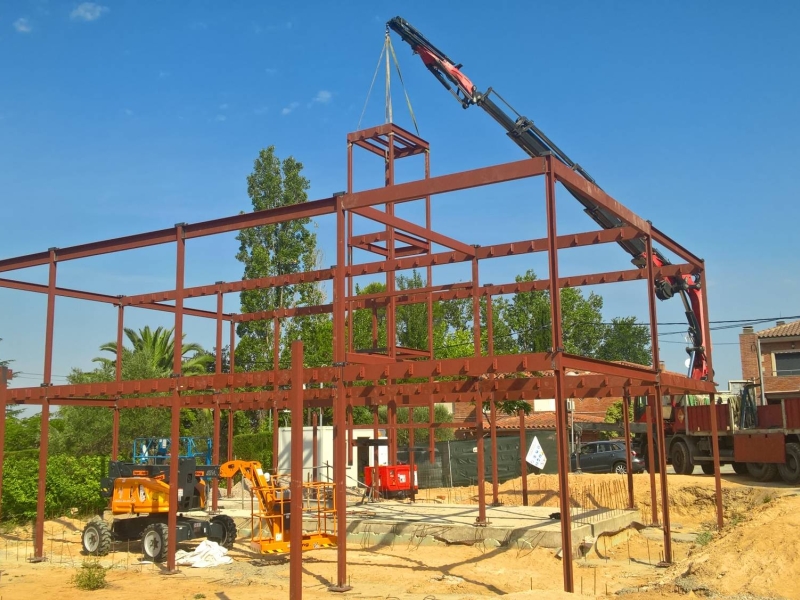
<box><xmin>232</xmin><ymin>432</ymin><xmax>272</xmax><ymax>469</ymax></box>
<box><xmin>1</xmin><ymin>454</ymin><xmax>107</xmax><ymax>521</ymax></box>
<box><xmin>696</xmin><ymin>531</ymin><xmax>713</xmax><ymax>546</ymax></box>
<box><xmin>73</xmin><ymin>560</ymin><xmax>108</xmax><ymax>591</ymax></box>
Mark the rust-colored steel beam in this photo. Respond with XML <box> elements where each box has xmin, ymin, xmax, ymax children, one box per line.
<box><xmin>551</xmin><ymin>160</ymin><xmax>651</xmax><ymax>234</ymax></box>
<box><xmin>125</xmin><ymin>268</ymin><xmax>335</xmax><ymax>306</ymax></box>
<box><xmin>289</xmin><ymin>340</ymin><xmax>304</xmax><ymax>600</ymax></box>
<box><xmin>347</xmin><ymin>123</ymin><xmax>430</xmax><ymax>157</ymax></box>
<box><xmin>0</xmin><ymin>198</ymin><xmax>336</xmax><ymax>274</ymax></box>
<box><xmin>212</xmin><ymin>398</ymin><xmax>221</xmax><ymax>512</ymax></box>
<box><xmin>651</xmin><ymin>225</ymin><xmax>704</xmax><ymax>270</ymax></box>
<box><xmin>344</xmin><ymin>157</ymin><xmax>546</xmax><ymax>210</ymax></box>
<box><xmin>8</xmin><ymin>363</ymin><xmax>714</xmax><ymax>406</ymax></box>
<box><xmin>354</xmin><ymin>206</ymin><xmax>475</xmax><ymax>256</ymax></box>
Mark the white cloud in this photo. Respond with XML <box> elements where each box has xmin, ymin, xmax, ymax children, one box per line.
<box><xmin>219</xmin><ymin>103</ymin><xmax>229</xmax><ymax>110</ymax></box>
<box><xmin>124</xmin><ymin>108</ymin><xmax>133</xmax><ymax>116</ymax></box>
<box><xmin>312</xmin><ymin>90</ymin><xmax>332</xmax><ymax>105</ymax></box>
<box><xmin>13</xmin><ymin>18</ymin><xmax>32</xmax><ymax>33</ymax></box>
<box><xmin>281</xmin><ymin>102</ymin><xmax>299</xmax><ymax>116</ymax></box>
<box><xmin>70</xmin><ymin>3</ymin><xmax>109</xmax><ymax>22</ymax></box>
<box><xmin>215</xmin><ymin>114</ymin><xmax>227</xmax><ymax>122</ymax></box>
<box><xmin>158</xmin><ymin>70</ymin><xmax>170</xmax><ymax>79</ymax></box>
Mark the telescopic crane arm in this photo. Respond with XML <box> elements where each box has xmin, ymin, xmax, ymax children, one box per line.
<box><xmin>387</xmin><ymin>16</ymin><xmax>708</xmax><ymax>380</ymax></box>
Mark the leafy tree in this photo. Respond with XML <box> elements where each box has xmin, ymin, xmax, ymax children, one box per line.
<box><xmin>52</xmin><ymin>328</ymin><xmax>215</xmax><ymax>457</ymax></box>
<box><xmin>506</xmin><ymin>270</ymin><xmax>605</xmax><ymax>356</ymax></box>
<box><xmin>597</xmin><ymin>316</ymin><xmax>651</xmax><ymax>366</ymax></box>
<box><xmin>94</xmin><ymin>326</ymin><xmax>212</xmax><ymax>377</ymax></box>
<box><xmin>602</xmin><ymin>399</ymin><xmax>635</xmax><ymax>440</ymax></box>
<box><xmin>235</xmin><ymin>146</ymin><xmax>324</xmax><ymax>372</ymax></box>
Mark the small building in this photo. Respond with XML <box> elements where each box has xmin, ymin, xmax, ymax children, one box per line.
<box><xmin>740</xmin><ymin>320</ymin><xmax>800</xmax><ymax>402</ymax></box>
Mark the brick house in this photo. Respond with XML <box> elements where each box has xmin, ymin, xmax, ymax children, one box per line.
<box><xmin>740</xmin><ymin>320</ymin><xmax>800</xmax><ymax>402</ymax></box>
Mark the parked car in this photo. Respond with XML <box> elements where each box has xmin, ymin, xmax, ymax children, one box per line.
<box><xmin>570</xmin><ymin>440</ymin><xmax>645</xmax><ymax>474</ymax></box>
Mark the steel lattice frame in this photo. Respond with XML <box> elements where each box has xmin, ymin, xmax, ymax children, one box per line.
<box><xmin>0</xmin><ymin>124</ymin><xmax>718</xmax><ymax>592</ymax></box>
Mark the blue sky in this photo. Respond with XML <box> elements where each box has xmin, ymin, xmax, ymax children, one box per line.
<box><xmin>1</xmin><ymin>1</ymin><xmax>799</xmax><ymax>392</ymax></box>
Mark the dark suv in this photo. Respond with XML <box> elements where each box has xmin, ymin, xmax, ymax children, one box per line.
<box><xmin>570</xmin><ymin>440</ymin><xmax>644</xmax><ymax>474</ymax></box>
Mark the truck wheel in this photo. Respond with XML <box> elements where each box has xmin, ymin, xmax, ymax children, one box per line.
<box><xmin>746</xmin><ymin>462</ymin><xmax>778</xmax><ymax>482</ymax></box>
<box><xmin>700</xmin><ymin>463</ymin><xmax>715</xmax><ymax>475</ymax></box>
<box><xmin>82</xmin><ymin>517</ymin><xmax>112</xmax><ymax>556</ymax></box>
<box><xmin>732</xmin><ymin>462</ymin><xmax>748</xmax><ymax>475</ymax></box>
<box><xmin>778</xmin><ymin>443</ymin><xmax>800</xmax><ymax>485</ymax></box>
<box><xmin>671</xmin><ymin>441</ymin><xmax>695</xmax><ymax>475</ymax></box>
<box><xmin>141</xmin><ymin>522</ymin><xmax>169</xmax><ymax>562</ymax></box>
<box><xmin>209</xmin><ymin>515</ymin><xmax>237</xmax><ymax>549</ymax></box>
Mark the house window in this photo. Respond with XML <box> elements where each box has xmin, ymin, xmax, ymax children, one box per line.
<box><xmin>775</xmin><ymin>352</ymin><xmax>800</xmax><ymax>377</ymax></box>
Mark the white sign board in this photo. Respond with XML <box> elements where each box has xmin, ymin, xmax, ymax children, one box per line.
<box><xmin>525</xmin><ymin>436</ymin><xmax>547</xmax><ymax>470</ymax></box>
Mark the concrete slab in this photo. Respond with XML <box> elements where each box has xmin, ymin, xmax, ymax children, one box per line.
<box><xmin>214</xmin><ymin>496</ymin><xmax>637</xmax><ymax>554</ymax></box>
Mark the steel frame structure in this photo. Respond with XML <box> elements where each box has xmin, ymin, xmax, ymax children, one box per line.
<box><xmin>0</xmin><ymin>123</ymin><xmax>717</xmax><ymax>593</ymax></box>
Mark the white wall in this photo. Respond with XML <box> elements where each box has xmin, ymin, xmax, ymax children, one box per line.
<box><xmin>278</xmin><ymin>425</ymin><xmax>358</xmax><ymax>487</ymax></box>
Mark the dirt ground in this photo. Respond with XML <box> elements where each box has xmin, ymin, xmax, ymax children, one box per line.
<box><xmin>0</xmin><ymin>472</ymin><xmax>796</xmax><ymax>599</ymax></box>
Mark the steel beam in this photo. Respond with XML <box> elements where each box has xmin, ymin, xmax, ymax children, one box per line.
<box><xmin>344</xmin><ymin>157</ymin><xmax>547</xmax><ymax>210</ymax></box>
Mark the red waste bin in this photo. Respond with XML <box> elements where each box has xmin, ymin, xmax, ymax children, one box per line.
<box><xmin>364</xmin><ymin>464</ymin><xmax>418</xmax><ymax>498</ymax></box>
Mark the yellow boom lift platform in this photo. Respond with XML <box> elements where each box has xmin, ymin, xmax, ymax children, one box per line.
<box><xmin>219</xmin><ymin>460</ymin><xmax>337</xmax><ymax>554</ymax></box>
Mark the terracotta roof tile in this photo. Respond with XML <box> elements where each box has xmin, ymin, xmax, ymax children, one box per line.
<box><xmin>494</xmin><ymin>412</ymin><xmax>606</xmax><ymax>430</ymax></box>
<box><xmin>758</xmin><ymin>319</ymin><xmax>800</xmax><ymax>339</ymax></box>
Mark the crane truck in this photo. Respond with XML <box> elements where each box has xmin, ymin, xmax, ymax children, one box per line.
<box><xmin>388</xmin><ymin>17</ymin><xmax>800</xmax><ymax>484</ymax></box>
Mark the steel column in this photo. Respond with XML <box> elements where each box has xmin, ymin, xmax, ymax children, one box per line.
<box><xmin>289</xmin><ymin>340</ymin><xmax>304</xmax><ymax>600</ymax></box>
<box><xmin>227</xmin><ymin>320</ymin><xmax>235</xmax><ymax>496</ymax></box>
<box><xmin>622</xmin><ymin>391</ymin><xmax>634</xmax><ymax>509</ymax></box>
<box><xmin>653</xmin><ymin>386</ymin><xmax>673</xmax><ymax>563</ymax></box>
<box><xmin>312</xmin><ymin>410</ymin><xmax>318</xmax><ymax>482</ymax></box>
<box><xmin>700</xmin><ymin>268</ymin><xmax>723</xmax><ymax>530</ymax></box>
<box><xmin>34</xmin><ymin>249</ymin><xmax>57</xmax><ymax>560</ymax></box>
<box><xmin>227</xmin><ymin>409</ymin><xmax>234</xmax><ymax>497</ymax></box>
<box><xmin>212</xmin><ymin>398</ymin><xmax>221</xmax><ymax>512</ymax></box>
<box><xmin>645</xmin><ymin>235</ymin><xmax>661</xmax><ymax>527</ymax></box>
<box><xmin>475</xmin><ymin>387</ymin><xmax>487</xmax><ymax>524</ymax></box>
<box><xmin>645</xmin><ymin>396</ymin><xmax>659</xmax><ymax>524</ymax></box>
<box><xmin>490</xmin><ymin>396</ymin><xmax>499</xmax><ymax>505</ymax></box>
<box><xmin>545</xmin><ymin>156</ymin><xmax>574</xmax><ymax>593</ymax></box>
<box><xmin>112</xmin><ymin>304</ymin><xmax>123</xmax><ymax>460</ymax></box>
<box><xmin>332</xmin><ymin>197</ymin><xmax>350</xmax><ymax>591</ymax></box>
<box><xmin>519</xmin><ymin>408</ymin><xmax>528</xmax><ymax>506</ymax></box>
<box><xmin>0</xmin><ymin>367</ymin><xmax>8</xmax><ymax>516</ymax></box>
<box><xmin>167</xmin><ymin>224</ymin><xmax>185</xmax><ymax>572</ymax></box>
<box><xmin>273</xmin><ymin>317</ymin><xmax>280</xmax><ymax>473</ymax></box>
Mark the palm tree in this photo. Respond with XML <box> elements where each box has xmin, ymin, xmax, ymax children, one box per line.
<box><xmin>94</xmin><ymin>326</ymin><xmax>213</xmax><ymax>377</ymax></box>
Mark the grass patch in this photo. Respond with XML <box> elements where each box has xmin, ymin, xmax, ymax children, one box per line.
<box><xmin>72</xmin><ymin>560</ymin><xmax>108</xmax><ymax>591</ymax></box>
<box><xmin>696</xmin><ymin>531</ymin><xmax>714</xmax><ymax>546</ymax></box>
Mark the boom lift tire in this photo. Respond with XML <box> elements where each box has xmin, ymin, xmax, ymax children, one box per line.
<box><xmin>778</xmin><ymin>443</ymin><xmax>800</xmax><ymax>485</ymax></box>
<box><xmin>700</xmin><ymin>463</ymin><xmax>715</xmax><ymax>475</ymax></box>
<box><xmin>209</xmin><ymin>515</ymin><xmax>237</xmax><ymax>549</ymax></box>
<box><xmin>732</xmin><ymin>462</ymin><xmax>748</xmax><ymax>475</ymax></box>
<box><xmin>141</xmin><ymin>522</ymin><xmax>169</xmax><ymax>562</ymax></box>
<box><xmin>81</xmin><ymin>517</ymin><xmax>112</xmax><ymax>556</ymax></box>
<box><xmin>671</xmin><ymin>440</ymin><xmax>695</xmax><ymax>475</ymax></box>
<box><xmin>747</xmin><ymin>462</ymin><xmax>778</xmax><ymax>482</ymax></box>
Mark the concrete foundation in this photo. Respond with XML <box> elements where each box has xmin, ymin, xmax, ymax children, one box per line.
<box><xmin>218</xmin><ymin>496</ymin><xmax>638</xmax><ymax>555</ymax></box>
